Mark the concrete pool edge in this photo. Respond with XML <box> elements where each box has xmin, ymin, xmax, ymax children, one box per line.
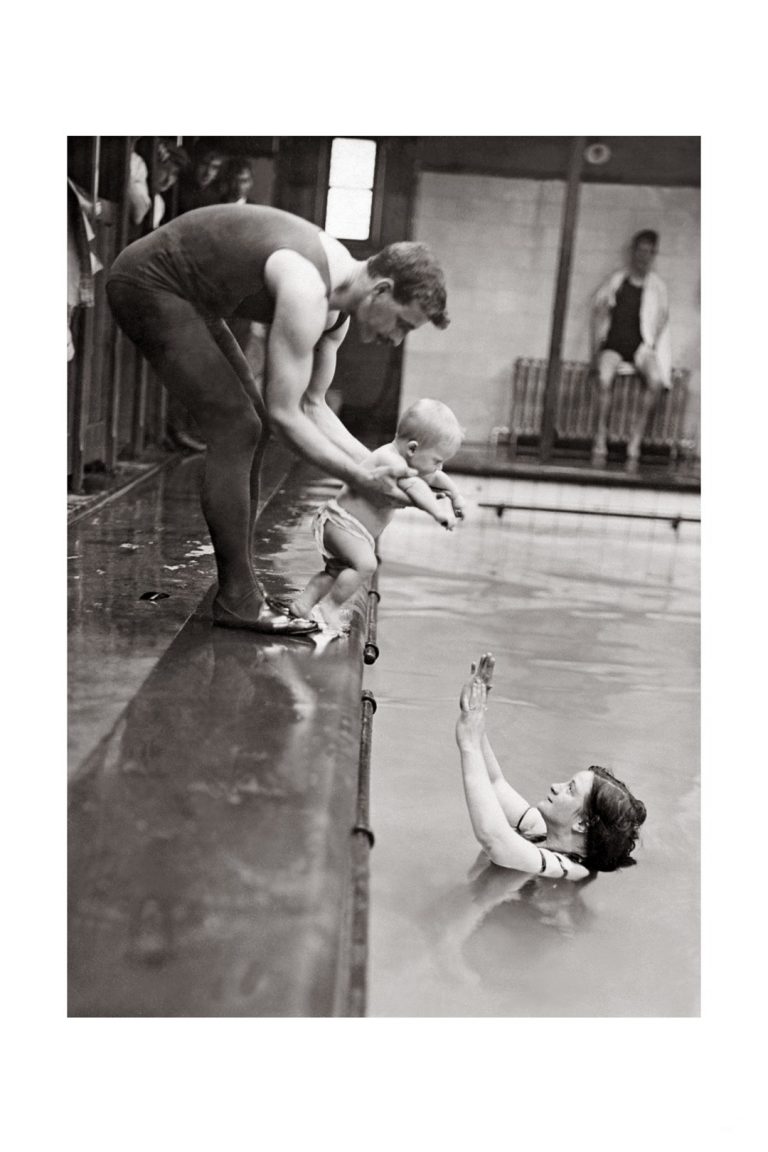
<box><xmin>450</xmin><ymin>445</ymin><xmax>700</xmax><ymax>493</ymax></box>
<box><xmin>68</xmin><ymin>462</ymin><xmax>375</xmax><ymax>1017</ymax></box>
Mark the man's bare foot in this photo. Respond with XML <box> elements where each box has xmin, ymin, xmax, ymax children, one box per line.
<box><xmin>213</xmin><ymin>588</ymin><xmax>318</xmax><ymax>634</ymax></box>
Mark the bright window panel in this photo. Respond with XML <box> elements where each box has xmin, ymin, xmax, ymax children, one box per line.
<box><xmin>325</xmin><ymin>187</ymin><xmax>373</xmax><ymax>240</ymax></box>
<box><xmin>329</xmin><ymin>137</ymin><xmax>377</xmax><ymax>190</ymax></box>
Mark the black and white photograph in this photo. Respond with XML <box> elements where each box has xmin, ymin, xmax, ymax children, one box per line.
<box><xmin>9</xmin><ymin>6</ymin><xmax>765</xmax><ymax>1146</ymax></box>
<box><xmin>65</xmin><ymin>133</ymin><xmax>701</xmax><ymax>1019</ymax></box>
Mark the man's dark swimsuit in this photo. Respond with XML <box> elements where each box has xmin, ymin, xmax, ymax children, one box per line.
<box><xmin>109</xmin><ymin>204</ymin><xmax>336</xmax><ymax>321</ymax></box>
<box><xmin>602</xmin><ymin>275</ymin><xmax>643</xmax><ymax>363</ymax></box>
<box><xmin>106</xmin><ymin>205</ymin><xmax>346</xmax><ymax>411</ymax></box>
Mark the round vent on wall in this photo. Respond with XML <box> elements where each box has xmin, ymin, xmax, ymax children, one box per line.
<box><xmin>584</xmin><ymin>142</ymin><xmax>611</xmax><ymax>165</ymax></box>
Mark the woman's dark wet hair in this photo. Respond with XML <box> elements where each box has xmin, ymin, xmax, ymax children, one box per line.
<box><xmin>367</xmin><ymin>242</ymin><xmax>450</xmax><ymax>329</ymax></box>
<box><xmin>581</xmin><ymin>765</ymin><xmax>646</xmax><ymax>872</ymax></box>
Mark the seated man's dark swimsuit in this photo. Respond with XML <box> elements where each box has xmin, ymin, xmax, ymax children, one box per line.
<box><xmin>602</xmin><ymin>275</ymin><xmax>643</xmax><ymax>364</ymax></box>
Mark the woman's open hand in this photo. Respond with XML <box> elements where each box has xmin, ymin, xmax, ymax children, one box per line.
<box><xmin>455</xmin><ymin>654</ymin><xmax>495</xmax><ymax>746</ymax></box>
<box><xmin>472</xmin><ymin>652</ymin><xmax>495</xmax><ymax>690</ymax></box>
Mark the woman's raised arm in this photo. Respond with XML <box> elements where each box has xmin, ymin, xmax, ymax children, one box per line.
<box><xmin>469</xmin><ymin>655</ymin><xmax>546</xmax><ymax>838</ymax></box>
<box><xmin>455</xmin><ymin>660</ymin><xmax>544</xmax><ymax>871</ymax></box>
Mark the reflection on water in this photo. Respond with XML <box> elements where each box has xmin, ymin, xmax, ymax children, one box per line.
<box><xmin>430</xmin><ymin>855</ymin><xmax>598</xmax><ymax>988</ymax></box>
<box><xmin>367</xmin><ymin>478</ymin><xmax>699</xmax><ymax>1017</ymax></box>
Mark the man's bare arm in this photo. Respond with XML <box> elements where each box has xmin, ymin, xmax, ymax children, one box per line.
<box><xmin>266</xmin><ymin>302</ymin><xmax>366</xmax><ymax>484</ymax></box>
<box><xmin>301</xmin><ymin>319</ymin><xmax>371</xmax><ymax>465</ymax></box>
<box><xmin>265</xmin><ymin>276</ymin><xmax>411</xmax><ymax>501</ymax></box>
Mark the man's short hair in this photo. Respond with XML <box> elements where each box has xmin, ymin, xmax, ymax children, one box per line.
<box><xmin>367</xmin><ymin>242</ymin><xmax>450</xmax><ymax>329</ymax></box>
<box><xmin>632</xmin><ymin>229</ymin><xmax>659</xmax><ymax>250</ymax></box>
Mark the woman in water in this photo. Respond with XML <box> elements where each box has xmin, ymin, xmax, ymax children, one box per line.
<box><xmin>455</xmin><ymin>654</ymin><xmax>646</xmax><ymax>881</ymax></box>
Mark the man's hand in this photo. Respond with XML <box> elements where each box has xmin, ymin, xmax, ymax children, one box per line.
<box><xmin>354</xmin><ymin>465</ymin><xmax>416</xmax><ymax>507</ymax></box>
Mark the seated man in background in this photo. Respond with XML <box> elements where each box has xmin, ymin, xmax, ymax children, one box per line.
<box><xmin>591</xmin><ymin>229</ymin><xmax>672</xmax><ymax>471</ymax></box>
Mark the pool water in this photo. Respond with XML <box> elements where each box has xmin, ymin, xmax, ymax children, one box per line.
<box><xmin>364</xmin><ymin>477</ymin><xmax>700</xmax><ymax>1017</ymax></box>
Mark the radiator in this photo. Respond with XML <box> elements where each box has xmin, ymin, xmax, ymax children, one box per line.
<box><xmin>510</xmin><ymin>358</ymin><xmax>690</xmax><ymax>451</ymax></box>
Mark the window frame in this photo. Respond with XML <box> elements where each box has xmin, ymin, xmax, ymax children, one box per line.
<box><xmin>319</xmin><ymin>136</ymin><xmax>386</xmax><ymax>249</ymax></box>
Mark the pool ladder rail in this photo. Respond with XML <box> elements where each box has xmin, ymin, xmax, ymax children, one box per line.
<box><xmin>363</xmin><ymin>587</ymin><xmax>381</xmax><ymax>665</ymax></box>
<box><xmin>343</xmin><ymin>572</ymin><xmax>380</xmax><ymax>1013</ymax></box>
<box><xmin>346</xmin><ymin>689</ymin><xmax>377</xmax><ymax>1017</ymax></box>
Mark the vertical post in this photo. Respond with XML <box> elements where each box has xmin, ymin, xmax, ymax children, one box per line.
<box><xmin>540</xmin><ymin>136</ymin><xmax>586</xmax><ymax>461</ymax></box>
<box><xmin>70</xmin><ymin>136</ymin><xmax>100</xmax><ymax>493</ymax></box>
<box><xmin>91</xmin><ymin>135</ymin><xmax>101</xmax><ymax>218</ymax></box>
<box><xmin>131</xmin><ymin>138</ymin><xmax>157</xmax><ymax>457</ymax></box>
<box><xmin>167</xmin><ymin>135</ymin><xmax>183</xmax><ymax>221</ymax></box>
<box><xmin>105</xmin><ymin>137</ymin><xmax>133</xmax><ymax>470</ymax></box>
<box><xmin>313</xmin><ymin>137</ymin><xmax>331</xmax><ymax>227</ymax></box>
<box><xmin>369</xmin><ymin>138</ymin><xmax>387</xmax><ymax>248</ymax></box>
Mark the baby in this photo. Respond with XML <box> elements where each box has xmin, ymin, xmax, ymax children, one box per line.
<box><xmin>290</xmin><ymin>398</ymin><xmax>465</xmax><ymax>635</ymax></box>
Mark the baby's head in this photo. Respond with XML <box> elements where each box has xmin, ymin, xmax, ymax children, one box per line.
<box><xmin>395</xmin><ymin>399</ymin><xmax>463</xmax><ymax>477</ymax></box>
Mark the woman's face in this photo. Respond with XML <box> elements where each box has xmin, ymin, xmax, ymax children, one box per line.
<box><xmin>538</xmin><ymin>769</ymin><xmax>594</xmax><ymax>829</ymax></box>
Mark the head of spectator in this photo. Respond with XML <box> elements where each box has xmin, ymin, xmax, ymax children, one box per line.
<box><xmin>194</xmin><ymin>148</ymin><xmax>226</xmax><ymax>190</ymax></box>
<box><xmin>225</xmin><ymin>158</ymin><xmax>255</xmax><ymax>203</ymax></box>
<box><xmin>153</xmin><ymin>141</ymin><xmax>189</xmax><ymax>194</ymax></box>
<box><xmin>134</xmin><ymin>139</ymin><xmax>189</xmax><ymax>196</ymax></box>
<box><xmin>629</xmin><ymin>229</ymin><xmax>659</xmax><ymax>278</ymax></box>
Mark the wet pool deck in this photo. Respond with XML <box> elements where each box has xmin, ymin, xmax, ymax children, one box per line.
<box><xmin>68</xmin><ymin>450</ymin><xmax>370</xmax><ymax>1016</ymax></box>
